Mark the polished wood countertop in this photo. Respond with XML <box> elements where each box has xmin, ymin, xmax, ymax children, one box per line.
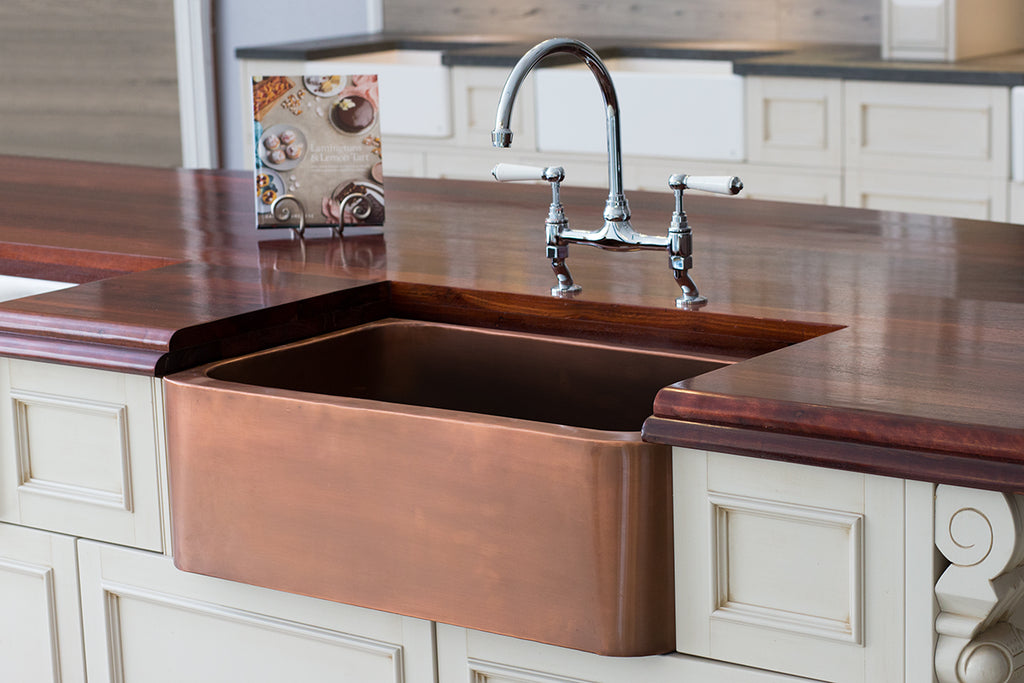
<box><xmin>1</xmin><ymin>156</ymin><xmax>1022</xmax><ymax>490</ymax></box>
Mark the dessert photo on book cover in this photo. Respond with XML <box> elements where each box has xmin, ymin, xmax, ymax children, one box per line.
<box><xmin>253</xmin><ymin>74</ymin><xmax>383</xmax><ymax>230</ymax></box>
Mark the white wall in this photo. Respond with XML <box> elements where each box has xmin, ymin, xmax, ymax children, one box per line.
<box><xmin>215</xmin><ymin>0</ymin><xmax>379</xmax><ymax>169</ymax></box>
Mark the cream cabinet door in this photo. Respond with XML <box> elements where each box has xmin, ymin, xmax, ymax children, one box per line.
<box><xmin>0</xmin><ymin>359</ymin><xmax>168</xmax><ymax>551</ymax></box>
<box><xmin>0</xmin><ymin>522</ymin><xmax>85</xmax><ymax>683</ymax></box>
<box><xmin>746</xmin><ymin>76</ymin><xmax>843</xmax><ymax>170</ymax></box>
<box><xmin>844</xmin><ymin>80</ymin><xmax>1009</xmax><ymax>179</ymax></box>
<box><xmin>78</xmin><ymin>541</ymin><xmax>437</xmax><ymax>683</ymax></box>
<box><xmin>437</xmin><ymin>623</ymin><xmax>823</xmax><ymax>683</ymax></box>
<box><xmin>674</xmin><ymin>448</ymin><xmax>906</xmax><ymax>683</ymax></box>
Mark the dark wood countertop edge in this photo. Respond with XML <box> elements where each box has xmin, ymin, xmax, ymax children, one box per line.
<box><xmin>0</xmin><ymin>333</ymin><xmax>166</xmax><ymax>375</ymax></box>
<box><xmin>651</xmin><ymin>388</ymin><xmax>1024</xmax><ymax>465</ymax></box>
<box><xmin>643</xmin><ymin>417</ymin><xmax>1024</xmax><ymax>493</ymax></box>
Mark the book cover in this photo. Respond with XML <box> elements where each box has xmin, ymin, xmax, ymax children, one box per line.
<box><xmin>253</xmin><ymin>74</ymin><xmax>384</xmax><ymax>230</ymax></box>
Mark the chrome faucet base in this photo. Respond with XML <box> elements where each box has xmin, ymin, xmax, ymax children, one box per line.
<box><xmin>675</xmin><ymin>293</ymin><xmax>708</xmax><ymax>309</ymax></box>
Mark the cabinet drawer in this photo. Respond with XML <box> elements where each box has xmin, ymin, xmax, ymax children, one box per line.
<box><xmin>0</xmin><ymin>359</ymin><xmax>167</xmax><ymax>551</ymax></box>
<box><xmin>844</xmin><ymin>80</ymin><xmax>1009</xmax><ymax>177</ymax></box>
<box><xmin>674</xmin><ymin>448</ymin><xmax>905</xmax><ymax>683</ymax></box>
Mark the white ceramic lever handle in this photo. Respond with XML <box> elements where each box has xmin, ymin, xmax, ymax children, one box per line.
<box><xmin>670</xmin><ymin>174</ymin><xmax>743</xmax><ymax>195</ymax></box>
<box><xmin>491</xmin><ymin>163</ymin><xmax>549</xmax><ymax>182</ymax></box>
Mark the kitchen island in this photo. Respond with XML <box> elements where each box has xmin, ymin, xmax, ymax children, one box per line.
<box><xmin>0</xmin><ymin>155</ymin><xmax>1022</xmax><ymax>682</ymax></box>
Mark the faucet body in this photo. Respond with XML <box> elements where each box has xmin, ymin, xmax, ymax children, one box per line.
<box><xmin>492</xmin><ymin>38</ymin><xmax>632</xmax><ymax>231</ymax></box>
<box><xmin>492</xmin><ymin>38</ymin><xmax>742</xmax><ymax>307</ymax></box>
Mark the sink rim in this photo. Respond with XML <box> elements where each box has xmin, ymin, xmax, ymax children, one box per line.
<box><xmin>191</xmin><ymin>316</ymin><xmax>735</xmax><ymax>440</ymax></box>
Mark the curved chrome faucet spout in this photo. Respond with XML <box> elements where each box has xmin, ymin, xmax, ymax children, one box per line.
<box><xmin>492</xmin><ymin>38</ymin><xmax>629</xmax><ymax>223</ymax></box>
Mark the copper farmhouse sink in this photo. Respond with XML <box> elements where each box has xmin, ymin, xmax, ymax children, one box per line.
<box><xmin>165</xmin><ymin>282</ymin><xmax>836</xmax><ymax>656</ymax></box>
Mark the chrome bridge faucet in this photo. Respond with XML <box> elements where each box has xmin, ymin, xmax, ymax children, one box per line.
<box><xmin>490</xmin><ymin>37</ymin><xmax>743</xmax><ymax>308</ymax></box>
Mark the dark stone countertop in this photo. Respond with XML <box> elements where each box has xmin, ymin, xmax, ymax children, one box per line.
<box><xmin>236</xmin><ymin>32</ymin><xmax>1024</xmax><ymax>86</ymax></box>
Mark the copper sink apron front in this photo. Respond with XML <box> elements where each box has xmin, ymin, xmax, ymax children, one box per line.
<box><xmin>165</xmin><ymin>318</ymin><xmax>731</xmax><ymax>656</ymax></box>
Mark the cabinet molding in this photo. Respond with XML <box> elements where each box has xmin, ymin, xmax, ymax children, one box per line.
<box><xmin>12</xmin><ymin>389</ymin><xmax>133</xmax><ymax>511</ymax></box>
<box><xmin>0</xmin><ymin>557</ymin><xmax>61</xmax><ymax>682</ymax></box>
<box><xmin>708</xmin><ymin>492</ymin><xmax>864</xmax><ymax>645</ymax></box>
<box><xmin>101</xmin><ymin>581</ymin><xmax>406</xmax><ymax>683</ymax></box>
<box><xmin>0</xmin><ymin>359</ymin><xmax>166</xmax><ymax>551</ymax></box>
<box><xmin>79</xmin><ymin>541</ymin><xmax>437</xmax><ymax>683</ymax></box>
<box><xmin>674</xmin><ymin>448</ymin><xmax>904</xmax><ymax>683</ymax></box>
<box><xmin>934</xmin><ymin>485</ymin><xmax>1024</xmax><ymax>683</ymax></box>
<box><xmin>746</xmin><ymin>76</ymin><xmax>842</xmax><ymax>169</ymax></box>
<box><xmin>0</xmin><ymin>523</ymin><xmax>85</xmax><ymax>683</ymax></box>
<box><xmin>844</xmin><ymin>81</ymin><xmax>1009</xmax><ymax>178</ymax></box>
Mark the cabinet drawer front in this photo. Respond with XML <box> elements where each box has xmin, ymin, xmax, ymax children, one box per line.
<box><xmin>674</xmin><ymin>448</ymin><xmax>905</xmax><ymax>683</ymax></box>
<box><xmin>0</xmin><ymin>359</ymin><xmax>166</xmax><ymax>551</ymax></box>
<box><xmin>845</xmin><ymin>81</ymin><xmax>1009</xmax><ymax>177</ymax></box>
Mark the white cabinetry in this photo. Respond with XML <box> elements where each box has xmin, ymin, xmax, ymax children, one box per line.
<box><xmin>78</xmin><ymin>540</ymin><xmax>437</xmax><ymax>683</ymax></box>
<box><xmin>674</xmin><ymin>448</ymin><xmax>915</xmax><ymax>683</ymax></box>
<box><xmin>0</xmin><ymin>358</ymin><xmax>169</xmax><ymax>551</ymax></box>
<box><xmin>0</xmin><ymin>522</ymin><xmax>85</xmax><ymax>683</ymax></box>
<box><xmin>746</xmin><ymin>76</ymin><xmax>842</xmax><ymax>169</ymax></box>
<box><xmin>843</xmin><ymin>80</ymin><xmax>1009</xmax><ymax>177</ymax></box>
<box><xmin>843</xmin><ymin>80</ymin><xmax>1009</xmax><ymax>220</ymax></box>
<box><xmin>436</xmin><ymin>623</ymin><xmax>820</xmax><ymax>683</ymax></box>
<box><xmin>744</xmin><ymin>76</ymin><xmax>844</xmax><ymax>206</ymax></box>
<box><xmin>882</xmin><ymin>0</ymin><xmax>1024</xmax><ymax>62</ymax></box>
<box><xmin>1010</xmin><ymin>182</ymin><xmax>1024</xmax><ymax>224</ymax></box>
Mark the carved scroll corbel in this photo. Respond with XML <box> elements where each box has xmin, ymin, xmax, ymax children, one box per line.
<box><xmin>935</xmin><ymin>484</ymin><xmax>1024</xmax><ymax>683</ymax></box>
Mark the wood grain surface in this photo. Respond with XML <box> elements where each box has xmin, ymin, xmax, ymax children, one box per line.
<box><xmin>0</xmin><ymin>1</ymin><xmax>180</xmax><ymax>166</ymax></box>
<box><xmin>0</xmin><ymin>155</ymin><xmax>1021</xmax><ymax>489</ymax></box>
<box><xmin>382</xmin><ymin>0</ymin><xmax>880</xmax><ymax>45</ymax></box>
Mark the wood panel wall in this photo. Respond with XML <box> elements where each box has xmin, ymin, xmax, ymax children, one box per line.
<box><xmin>0</xmin><ymin>0</ymin><xmax>181</xmax><ymax>167</ymax></box>
<box><xmin>382</xmin><ymin>0</ymin><xmax>880</xmax><ymax>45</ymax></box>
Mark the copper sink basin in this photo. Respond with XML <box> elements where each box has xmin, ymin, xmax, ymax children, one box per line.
<box><xmin>165</xmin><ymin>282</ymin><xmax>836</xmax><ymax>657</ymax></box>
<box><xmin>204</xmin><ymin>318</ymin><xmax>726</xmax><ymax>431</ymax></box>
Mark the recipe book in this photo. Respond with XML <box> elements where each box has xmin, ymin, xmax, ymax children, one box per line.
<box><xmin>252</xmin><ymin>74</ymin><xmax>384</xmax><ymax>230</ymax></box>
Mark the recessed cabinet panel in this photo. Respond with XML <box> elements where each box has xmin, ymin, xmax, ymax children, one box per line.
<box><xmin>79</xmin><ymin>541</ymin><xmax>437</xmax><ymax>683</ymax></box>
<box><xmin>746</xmin><ymin>77</ymin><xmax>842</xmax><ymax>168</ymax></box>
<box><xmin>110</xmin><ymin>590</ymin><xmax>404</xmax><ymax>682</ymax></box>
<box><xmin>845</xmin><ymin>169</ymin><xmax>1007</xmax><ymax>221</ymax></box>
<box><xmin>12</xmin><ymin>392</ymin><xmax>131</xmax><ymax>508</ymax></box>
<box><xmin>437</xmin><ymin>623</ymin><xmax>826</xmax><ymax>683</ymax></box>
<box><xmin>0</xmin><ymin>559</ymin><xmax>62</xmax><ymax>682</ymax></box>
<box><xmin>0</xmin><ymin>359</ymin><xmax>167</xmax><ymax>551</ymax></box>
<box><xmin>888</xmin><ymin>0</ymin><xmax>947</xmax><ymax>52</ymax></box>
<box><xmin>674</xmin><ymin>448</ymin><xmax>905</xmax><ymax>683</ymax></box>
<box><xmin>0</xmin><ymin>523</ymin><xmax>85</xmax><ymax>683</ymax></box>
<box><xmin>845</xmin><ymin>81</ymin><xmax>1009</xmax><ymax>177</ymax></box>
<box><xmin>711</xmin><ymin>494</ymin><xmax>863</xmax><ymax>644</ymax></box>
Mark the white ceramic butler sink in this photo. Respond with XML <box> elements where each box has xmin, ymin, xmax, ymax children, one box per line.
<box><xmin>533</xmin><ymin>58</ymin><xmax>744</xmax><ymax>161</ymax></box>
<box><xmin>0</xmin><ymin>274</ymin><xmax>74</xmax><ymax>303</ymax></box>
<box><xmin>320</xmin><ymin>50</ymin><xmax>451</xmax><ymax>138</ymax></box>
